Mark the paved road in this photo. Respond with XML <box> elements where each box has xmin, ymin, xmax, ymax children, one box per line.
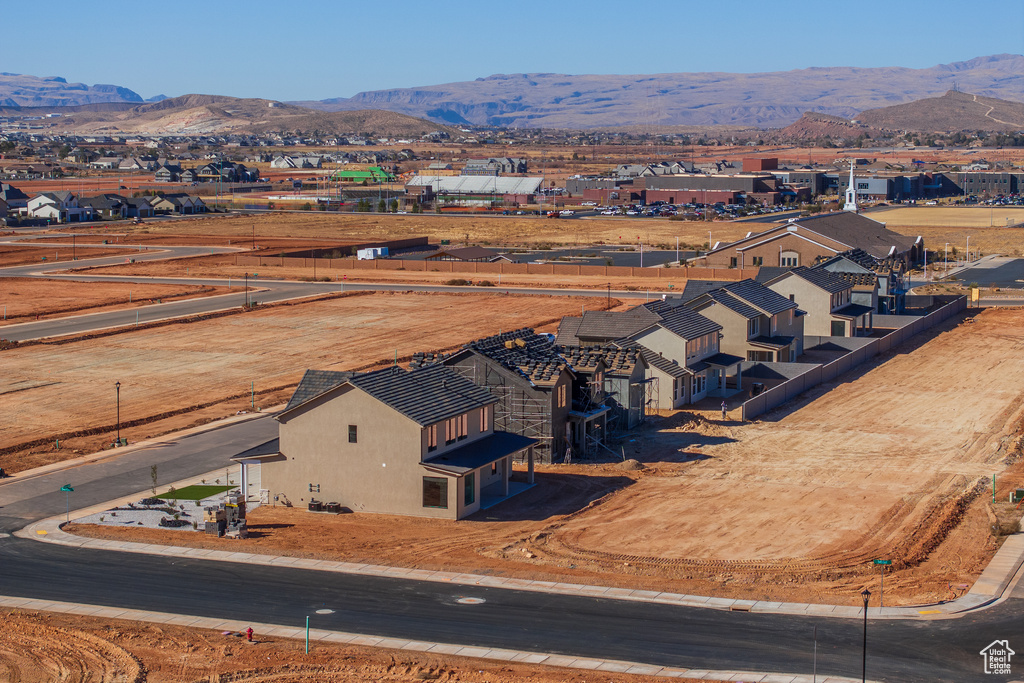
<box><xmin>0</xmin><ymin>418</ymin><xmax>1020</xmax><ymax>682</ymax></box>
<box><xmin>0</xmin><ymin>416</ymin><xmax>278</xmax><ymax>533</ymax></box>
<box><xmin>0</xmin><ymin>240</ymin><xmax>662</xmax><ymax>341</ymax></box>
<box><xmin>0</xmin><ymin>531</ymin><xmax>1017</xmax><ymax>682</ymax></box>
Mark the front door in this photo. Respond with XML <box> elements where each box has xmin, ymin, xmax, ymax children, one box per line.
<box><xmin>831</xmin><ymin>320</ymin><xmax>846</xmax><ymax>336</ymax></box>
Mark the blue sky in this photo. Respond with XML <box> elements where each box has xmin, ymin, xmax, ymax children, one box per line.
<box><xmin>3</xmin><ymin>0</ymin><xmax>1023</xmax><ymax>101</ymax></box>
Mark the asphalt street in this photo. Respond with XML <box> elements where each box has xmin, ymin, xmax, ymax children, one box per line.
<box><xmin>0</xmin><ymin>534</ymin><xmax>1018</xmax><ymax>682</ymax></box>
<box><xmin>0</xmin><ymin>240</ymin><xmax>659</xmax><ymax>341</ymax></box>
<box><xmin>0</xmin><ymin>415</ymin><xmax>278</xmax><ymax>532</ymax></box>
<box><xmin>2</xmin><ymin>234</ymin><xmax>1022</xmax><ymax>680</ymax></box>
<box><xmin>0</xmin><ymin>416</ymin><xmax>1020</xmax><ymax>682</ymax></box>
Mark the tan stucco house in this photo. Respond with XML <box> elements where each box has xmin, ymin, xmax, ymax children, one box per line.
<box><xmin>685</xmin><ymin>279</ymin><xmax>804</xmax><ymax>362</ymax></box>
<box><xmin>238</xmin><ymin>365</ymin><xmax>536</xmax><ymax>520</ymax></box>
<box><xmin>766</xmin><ymin>266</ymin><xmax>873</xmax><ymax>337</ymax></box>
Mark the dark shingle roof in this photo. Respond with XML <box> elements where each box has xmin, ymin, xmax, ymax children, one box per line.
<box><xmin>785</xmin><ymin>266</ymin><xmax>851</xmax><ymax>294</ymax></box>
<box><xmin>791</xmin><ymin>212</ymin><xmax>916</xmax><ymax>259</ymax></box>
<box><xmin>679</xmin><ymin>279</ymin><xmax>731</xmax><ymax>302</ymax></box>
<box><xmin>643</xmin><ymin>300</ymin><xmax>724</xmax><ymax>339</ymax></box>
<box><xmin>422</xmin><ymin>432</ymin><xmax>537</xmax><ymax>475</ymax></box>
<box><xmin>635</xmin><ymin>345</ymin><xmax>690</xmax><ymax>378</ymax></box>
<box><xmin>560</xmin><ymin>344</ymin><xmax>643</xmax><ymax>377</ymax></box>
<box><xmin>701</xmin><ymin>289</ymin><xmax>761</xmax><ymax>319</ymax></box>
<box><xmin>284</xmin><ymin>369</ymin><xmax>355</xmax><ymax>412</ymax></box>
<box><xmin>753</xmin><ymin>266</ymin><xmax>793</xmax><ymax>283</ymax></box>
<box><xmin>554</xmin><ymin>316</ymin><xmax>583</xmax><ymax>346</ymax></box>
<box><xmin>575</xmin><ymin>308</ymin><xmax>659</xmax><ymax>340</ymax></box>
<box><xmin>348</xmin><ymin>364</ymin><xmax>496</xmax><ymax>426</ymax></box>
<box><xmin>719</xmin><ymin>279</ymin><xmax>797</xmax><ymax>316</ymax></box>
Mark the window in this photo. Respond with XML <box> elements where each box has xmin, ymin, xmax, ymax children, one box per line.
<box><xmin>770</xmin><ymin>315</ymin><xmax>777</xmax><ymax>334</ymax></box>
<box><xmin>445</xmin><ymin>417</ymin><xmax>457</xmax><ymax>445</ymax></box>
<box><xmin>479</xmin><ymin>406</ymin><xmax>490</xmax><ymax>432</ymax></box>
<box><xmin>458</xmin><ymin>413</ymin><xmax>468</xmax><ymax>441</ymax></box>
<box><xmin>464</xmin><ymin>472</ymin><xmax>475</xmax><ymax>506</ymax></box>
<box><xmin>491</xmin><ymin>461</ymin><xmax>497</xmax><ymax>475</ymax></box>
<box><xmin>348</xmin><ymin>425</ymin><xmax>357</xmax><ymax>443</ymax></box>
<box><xmin>427</xmin><ymin>424</ymin><xmax>438</xmax><ymax>452</ymax></box>
<box><xmin>729</xmin><ymin>256</ymin><xmax>738</xmax><ymax>268</ymax></box>
<box><xmin>747</xmin><ymin>317</ymin><xmax>760</xmax><ymax>338</ymax></box>
<box><xmin>557</xmin><ymin>383</ymin><xmax>567</xmax><ymax>408</ymax></box>
<box><xmin>781</xmin><ymin>251</ymin><xmax>799</xmax><ymax>267</ymax></box>
<box><xmin>752</xmin><ymin>256</ymin><xmax>763</xmax><ymax>266</ymax></box>
<box><xmin>831</xmin><ymin>320</ymin><xmax>846</xmax><ymax>336</ymax></box>
<box><xmin>422</xmin><ymin>477</ymin><xmax>448</xmax><ymax>508</ymax></box>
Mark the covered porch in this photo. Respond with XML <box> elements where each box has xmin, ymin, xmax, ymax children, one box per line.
<box><xmin>230</xmin><ymin>438</ymin><xmax>285</xmax><ymax>504</ymax></box>
<box><xmin>702</xmin><ymin>352</ymin><xmax>745</xmax><ymax>398</ymax></box>
<box><xmin>421</xmin><ymin>432</ymin><xmax>538</xmax><ymax>518</ymax></box>
<box><xmin>833</xmin><ymin>303</ymin><xmax>874</xmax><ymax>336</ymax></box>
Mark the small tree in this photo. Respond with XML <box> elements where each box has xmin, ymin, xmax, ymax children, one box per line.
<box><xmin>377</xmin><ymin>198</ymin><xmax>386</xmax><ymax>213</ymax></box>
<box><xmin>389</xmin><ymin>199</ymin><xmax>398</xmax><ymax>213</ymax></box>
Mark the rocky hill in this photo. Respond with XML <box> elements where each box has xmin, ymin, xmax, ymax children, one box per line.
<box><xmin>857</xmin><ymin>90</ymin><xmax>1024</xmax><ymax>132</ymax></box>
<box><xmin>776</xmin><ymin>112</ymin><xmax>882</xmax><ymax>140</ymax></box>
<box><xmin>298</xmin><ymin>54</ymin><xmax>1024</xmax><ymax>128</ymax></box>
<box><xmin>0</xmin><ymin>73</ymin><xmax>143</xmax><ymax>107</ymax></box>
<box><xmin>20</xmin><ymin>95</ymin><xmax>452</xmax><ymax>137</ymax></box>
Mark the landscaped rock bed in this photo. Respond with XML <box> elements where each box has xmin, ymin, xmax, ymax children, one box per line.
<box><xmin>75</xmin><ymin>490</ymin><xmax>251</xmax><ymax>532</ymax></box>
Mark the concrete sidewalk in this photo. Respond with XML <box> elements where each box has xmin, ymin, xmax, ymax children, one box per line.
<box><xmin>19</xmin><ymin>491</ymin><xmax>1024</xmax><ymax>621</ymax></box>
<box><xmin>0</xmin><ymin>594</ymin><xmax>876</xmax><ymax>683</ymax></box>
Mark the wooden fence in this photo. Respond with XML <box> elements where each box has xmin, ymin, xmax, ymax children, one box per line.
<box><xmin>740</xmin><ymin>296</ymin><xmax>968</xmax><ymax>421</ymax></box>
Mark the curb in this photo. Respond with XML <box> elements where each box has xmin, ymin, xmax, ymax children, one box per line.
<box><xmin>21</xmin><ymin>504</ymin><xmax>1024</xmax><ymax>621</ymax></box>
<box><xmin>0</xmin><ymin>595</ymin><xmax>875</xmax><ymax>683</ymax></box>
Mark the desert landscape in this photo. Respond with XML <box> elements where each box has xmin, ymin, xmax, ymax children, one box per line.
<box><xmin>69</xmin><ymin>307</ymin><xmax>1024</xmax><ymax>607</ymax></box>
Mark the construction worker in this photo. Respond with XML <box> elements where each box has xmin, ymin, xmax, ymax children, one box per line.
<box><xmin>721</xmin><ymin>401</ymin><xmax>728</xmax><ymax>420</ymax></box>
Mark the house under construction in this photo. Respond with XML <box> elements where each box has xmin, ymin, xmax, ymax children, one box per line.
<box><xmin>410</xmin><ymin>329</ymin><xmax>613</xmax><ymax>463</ymax></box>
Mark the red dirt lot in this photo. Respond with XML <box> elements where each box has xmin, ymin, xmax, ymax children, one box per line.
<box><xmin>0</xmin><ymin>609</ymin><xmax>695</xmax><ymax>683</ymax></box>
<box><xmin>70</xmin><ymin>308</ymin><xmax>1024</xmax><ymax>607</ymax></box>
<box><xmin>0</xmin><ymin>291</ymin><xmax>605</xmax><ymax>473</ymax></box>
<box><xmin>0</xmin><ymin>277</ymin><xmax>230</xmax><ymax>324</ymax></box>
<box><xmin>0</xmin><ymin>243</ymin><xmax>130</xmax><ymax>267</ymax></box>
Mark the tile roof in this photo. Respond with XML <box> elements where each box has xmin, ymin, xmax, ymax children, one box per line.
<box><xmin>749</xmin><ymin>335</ymin><xmax>795</xmax><ymax>349</ymax></box>
<box><xmin>718</xmin><ymin>279</ymin><xmax>798</xmax><ymax>316</ymax></box>
<box><xmin>424</xmin><ymin>328</ymin><xmax>570</xmax><ymax>388</ymax></box>
<box><xmin>284</xmin><ymin>369</ymin><xmax>355</xmax><ymax>412</ymax></box>
<box><xmin>575</xmin><ymin>308</ymin><xmax>659</xmax><ymax>340</ymax></box>
<box><xmin>829</xmin><ymin>271</ymin><xmax>878</xmax><ymax>287</ymax></box>
<box><xmin>645</xmin><ymin>300</ymin><xmax>724</xmax><ymax>339</ymax></box>
<box><xmin>790</xmin><ymin>212</ymin><xmax>916</xmax><ymax>260</ymax></box>
<box><xmin>634</xmin><ymin>344</ymin><xmax>690</xmax><ymax>378</ymax></box>
<box><xmin>679</xmin><ymin>279</ymin><xmax>731</xmax><ymax>302</ymax></box>
<box><xmin>784</xmin><ymin>266</ymin><xmax>851</xmax><ymax>294</ymax></box>
<box><xmin>421</xmin><ymin>432</ymin><xmax>537</xmax><ymax>475</ymax></box>
<box><xmin>753</xmin><ymin>266</ymin><xmax>794</xmax><ymax>283</ymax></box>
<box><xmin>702</xmin><ymin>289</ymin><xmax>762</xmax><ymax>319</ymax></box>
<box><xmin>560</xmin><ymin>344</ymin><xmax>643</xmax><ymax>377</ymax></box>
<box><xmin>554</xmin><ymin>316</ymin><xmax>583</xmax><ymax>346</ymax></box>
<box><xmin>348</xmin><ymin>364</ymin><xmax>497</xmax><ymax>426</ymax></box>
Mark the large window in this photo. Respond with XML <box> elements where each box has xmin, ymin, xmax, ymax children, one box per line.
<box><xmin>747</xmin><ymin>317</ymin><xmax>760</xmax><ymax>338</ymax></box>
<box><xmin>422</xmin><ymin>477</ymin><xmax>448</xmax><ymax>508</ymax></box>
<box><xmin>464</xmin><ymin>472</ymin><xmax>475</xmax><ymax>506</ymax></box>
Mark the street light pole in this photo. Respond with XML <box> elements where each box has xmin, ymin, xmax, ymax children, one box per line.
<box><xmin>861</xmin><ymin>588</ymin><xmax>871</xmax><ymax>683</ymax></box>
<box><xmin>115</xmin><ymin>381</ymin><xmax>121</xmax><ymax>445</ymax></box>
<box><xmin>245</xmin><ymin>272</ymin><xmax>249</xmax><ymax>308</ymax></box>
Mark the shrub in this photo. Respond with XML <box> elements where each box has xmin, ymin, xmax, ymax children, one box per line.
<box><xmin>477</xmin><ymin>280</ymin><xmax>496</xmax><ymax>287</ymax></box>
<box><xmin>446</xmin><ymin>278</ymin><xmax>470</xmax><ymax>286</ymax></box>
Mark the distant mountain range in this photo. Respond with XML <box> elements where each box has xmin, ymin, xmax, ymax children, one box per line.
<box><xmin>1</xmin><ymin>94</ymin><xmax>452</xmax><ymax>137</ymax></box>
<box><xmin>295</xmin><ymin>54</ymin><xmax>1024</xmax><ymax>128</ymax></box>
<box><xmin>0</xmin><ymin>72</ymin><xmax>144</xmax><ymax>107</ymax></box>
<box><xmin>5</xmin><ymin>55</ymin><xmax>1024</xmax><ymax>131</ymax></box>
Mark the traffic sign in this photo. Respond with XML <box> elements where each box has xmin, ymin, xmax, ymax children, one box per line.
<box><xmin>873</xmin><ymin>559</ymin><xmax>891</xmax><ymax>565</ymax></box>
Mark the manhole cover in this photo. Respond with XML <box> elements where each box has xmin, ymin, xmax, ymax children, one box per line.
<box><xmin>315</xmin><ymin>609</ymin><xmax>335</xmax><ymax>615</ymax></box>
<box><xmin>456</xmin><ymin>597</ymin><xmax>485</xmax><ymax>605</ymax></box>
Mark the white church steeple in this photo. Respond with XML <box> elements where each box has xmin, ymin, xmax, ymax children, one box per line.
<box><xmin>843</xmin><ymin>161</ymin><xmax>858</xmax><ymax>212</ymax></box>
